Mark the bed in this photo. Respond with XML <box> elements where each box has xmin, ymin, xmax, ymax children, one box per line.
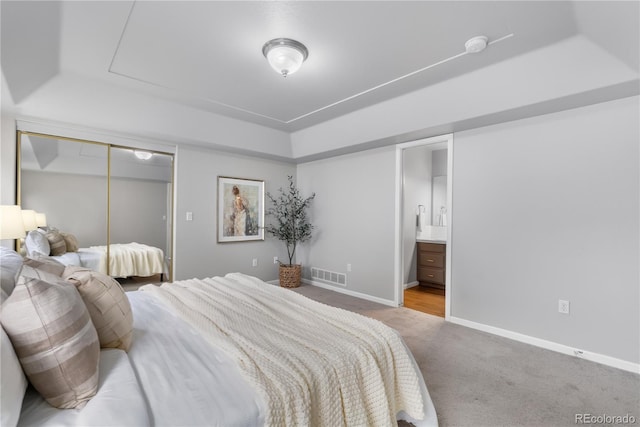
<box><xmin>24</xmin><ymin>229</ymin><xmax>164</xmax><ymax>278</ymax></box>
<box><xmin>0</xmin><ymin>249</ymin><xmax>439</xmax><ymax>427</ymax></box>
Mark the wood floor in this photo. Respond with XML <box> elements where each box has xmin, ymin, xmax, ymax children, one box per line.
<box><xmin>403</xmin><ymin>285</ymin><xmax>445</xmax><ymax>317</ymax></box>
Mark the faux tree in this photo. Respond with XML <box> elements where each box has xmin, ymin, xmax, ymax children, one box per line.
<box><xmin>264</xmin><ymin>176</ymin><xmax>316</xmax><ymax>266</ymax></box>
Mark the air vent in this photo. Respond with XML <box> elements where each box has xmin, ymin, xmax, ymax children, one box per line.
<box><xmin>310</xmin><ymin>267</ymin><xmax>347</xmax><ymax>287</ymax></box>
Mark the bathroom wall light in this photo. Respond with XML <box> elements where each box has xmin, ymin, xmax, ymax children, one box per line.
<box><xmin>262</xmin><ymin>38</ymin><xmax>308</xmax><ymax>77</ymax></box>
<box><xmin>134</xmin><ymin>150</ymin><xmax>153</xmax><ymax>160</ymax></box>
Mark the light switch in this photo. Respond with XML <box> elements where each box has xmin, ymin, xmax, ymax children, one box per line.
<box><xmin>186</xmin><ymin>212</ymin><xmax>193</xmax><ymax>221</ymax></box>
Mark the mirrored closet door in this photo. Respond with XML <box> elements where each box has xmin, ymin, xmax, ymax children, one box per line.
<box><xmin>17</xmin><ymin>131</ymin><xmax>174</xmax><ymax>281</ymax></box>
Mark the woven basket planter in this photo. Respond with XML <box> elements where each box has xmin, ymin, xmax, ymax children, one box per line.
<box><xmin>279</xmin><ymin>264</ymin><xmax>302</xmax><ymax>288</ymax></box>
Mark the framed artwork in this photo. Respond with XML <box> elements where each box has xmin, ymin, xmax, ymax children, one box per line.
<box><xmin>217</xmin><ymin>176</ymin><xmax>265</xmax><ymax>243</ymax></box>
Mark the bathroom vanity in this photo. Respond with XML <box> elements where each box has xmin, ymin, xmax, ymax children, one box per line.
<box><xmin>416</xmin><ymin>241</ymin><xmax>446</xmax><ymax>289</ymax></box>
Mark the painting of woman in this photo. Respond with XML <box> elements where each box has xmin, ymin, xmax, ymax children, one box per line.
<box><xmin>218</xmin><ymin>177</ymin><xmax>264</xmax><ymax>242</ymax></box>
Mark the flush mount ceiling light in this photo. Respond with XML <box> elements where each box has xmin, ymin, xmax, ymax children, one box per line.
<box><xmin>465</xmin><ymin>36</ymin><xmax>489</xmax><ymax>54</ymax></box>
<box><xmin>262</xmin><ymin>38</ymin><xmax>308</xmax><ymax>78</ymax></box>
<box><xmin>134</xmin><ymin>150</ymin><xmax>153</xmax><ymax>160</ymax></box>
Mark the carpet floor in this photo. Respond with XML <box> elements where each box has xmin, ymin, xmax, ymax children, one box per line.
<box><xmin>292</xmin><ymin>284</ymin><xmax>640</xmax><ymax>427</ymax></box>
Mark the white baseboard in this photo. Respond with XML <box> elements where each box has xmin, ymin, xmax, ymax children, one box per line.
<box><xmin>449</xmin><ymin>316</ymin><xmax>640</xmax><ymax>374</ymax></box>
<box><xmin>302</xmin><ymin>279</ymin><xmax>397</xmax><ymax>307</ymax></box>
<box><xmin>404</xmin><ymin>281</ymin><xmax>419</xmax><ymax>289</ymax></box>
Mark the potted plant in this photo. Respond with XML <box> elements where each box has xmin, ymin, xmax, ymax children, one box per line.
<box><xmin>264</xmin><ymin>176</ymin><xmax>315</xmax><ymax>288</ymax></box>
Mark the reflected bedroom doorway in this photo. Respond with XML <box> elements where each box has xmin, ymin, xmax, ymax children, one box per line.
<box><xmin>396</xmin><ymin>134</ymin><xmax>452</xmax><ymax>319</ymax></box>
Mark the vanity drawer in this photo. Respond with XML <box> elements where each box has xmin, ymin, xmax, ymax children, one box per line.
<box><xmin>418</xmin><ymin>267</ymin><xmax>445</xmax><ymax>285</ymax></box>
<box><xmin>418</xmin><ymin>252</ymin><xmax>444</xmax><ymax>268</ymax></box>
<box><xmin>417</xmin><ymin>242</ymin><xmax>445</xmax><ymax>253</ymax></box>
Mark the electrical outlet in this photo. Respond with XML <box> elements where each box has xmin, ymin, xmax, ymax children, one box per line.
<box><xmin>185</xmin><ymin>212</ymin><xmax>193</xmax><ymax>221</ymax></box>
<box><xmin>558</xmin><ymin>299</ymin><xmax>570</xmax><ymax>314</ymax></box>
<box><xmin>347</xmin><ymin>264</ymin><xmax>352</xmax><ymax>272</ymax></box>
<box><xmin>252</xmin><ymin>258</ymin><xmax>258</xmax><ymax>267</ymax></box>
<box><xmin>273</xmin><ymin>256</ymin><xmax>278</xmax><ymax>264</ymax></box>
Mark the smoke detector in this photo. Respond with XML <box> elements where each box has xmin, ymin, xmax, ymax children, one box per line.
<box><xmin>465</xmin><ymin>36</ymin><xmax>488</xmax><ymax>54</ymax></box>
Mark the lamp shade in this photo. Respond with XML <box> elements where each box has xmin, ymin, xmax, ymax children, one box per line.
<box><xmin>35</xmin><ymin>212</ymin><xmax>47</xmax><ymax>227</ymax></box>
<box><xmin>21</xmin><ymin>210</ymin><xmax>38</xmax><ymax>232</ymax></box>
<box><xmin>262</xmin><ymin>38</ymin><xmax>308</xmax><ymax>77</ymax></box>
<box><xmin>0</xmin><ymin>205</ymin><xmax>26</xmax><ymax>239</ymax></box>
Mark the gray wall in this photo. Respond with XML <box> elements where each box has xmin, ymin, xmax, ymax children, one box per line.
<box><xmin>452</xmin><ymin>96</ymin><xmax>639</xmax><ymax>363</ymax></box>
<box><xmin>3</xmin><ymin>95</ymin><xmax>638</xmax><ymax>365</ymax></box>
<box><xmin>110</xmin><ymin>177</ymin><xmax>168</xmax><ymax>251</ymax></box>
<box><xmin>297</xmin><ymin>147</ymin><xmax>397</xmax><ymax>302</ymax></box>
<box><xmin>21</xmin><ymin>171</ymin><xmax>169</xmax><ymax>251</ymax></box>
<box><xmin>173</xmin><ymin>145</ymin><xmax>296</xmax><ymax>281</ymax></box>
<box><xmin>296</xmin><ymin>96</ymin><xmax>638</xmax><ymax>365</ymax></box>
<box><xmin>22</xmin><ymin>170</ymin><xmax>108</xmax><ymax>247</ymax></box>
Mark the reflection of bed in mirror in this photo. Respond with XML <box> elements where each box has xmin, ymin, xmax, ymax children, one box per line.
<box><xmin>81</xmin><ymin>243</ymin><xmax>164</xmax><ymax>279</ymax></box>
<box><xmin>18</xmin><ymin>131</ymin><xmax>175</xmax><ymax>282</ymax></box>
<box><xmin>24</xmin><ymin>230</ymin><xmax>164</xmax><ymax>279</ymax></box>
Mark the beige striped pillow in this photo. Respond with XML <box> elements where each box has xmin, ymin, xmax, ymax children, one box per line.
<box><xmin>45</xmin><ymin>230</ymin><xmax>67</xmax><ymax>256</ymax></box>
<box><xmin>61</xmin><ymin>232</ymin><xmax>79</xmax><ymax>252</ymax></box>
<box><xmin>23</xmin><ymin>255</ymin><xmax>66</xmax><ymax>276</ymax></box>
<box><xmin>0</xmin><ymin>276</ymin><xmax>100</xmax><ymax>409</ymax></box>
<box><xmin>64</xmin><ymin>266</ymin><xmax>134</xmax><ymax>351</ymax></box>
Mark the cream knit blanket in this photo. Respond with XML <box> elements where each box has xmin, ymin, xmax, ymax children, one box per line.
<box><xmin>141</xmin><ymin>273</ymin><xmax>425</xmax><ymax>426</ymax></box>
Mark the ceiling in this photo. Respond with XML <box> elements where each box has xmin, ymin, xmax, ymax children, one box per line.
<box><xmin>21</xmin><ymin>134</ymin><xmax>173</xmax><ymax>182</ymax></box>
<box><xmin>2</xmin><ymin>1</ymin><xmax>638</xmax><ymax>135</ymax></box>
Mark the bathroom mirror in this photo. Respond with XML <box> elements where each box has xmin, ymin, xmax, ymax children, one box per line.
<box><xmin>17</xmin><ymin>131</ymin><xmax>174</xmax><ymax>281</ymax></box>
<box><xmin>431</xmin><ymin>175</ymin><xmax>447</xmax><ymax>226</ymax></box>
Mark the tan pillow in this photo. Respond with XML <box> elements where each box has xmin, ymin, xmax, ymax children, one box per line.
<box><xmin>23</xmin><ymin>255</ymin><xmax>65</xmax><ymax>277</ymax></box>
<box><xmin>45</xmin><ymin>230</ymin><xmax>66</xmax><ymax>256</ymax></box>
<box><xmin>0</xmin><ymin>276</ymin><xmax>100</xmax><ymax>409</ymax></box>
<box><xmin>60</xmin><ymin>232</ymin><xmax>79</xmax><ymax>252</ymax></box>
<box><xmin>63</xmin><ymin>266</ymin><xmax>133</xmax><ymax>351</ymax></box>
<box><xmin>18</xmin><ymin>264</ymin><xmax>64</xmax><ymax>285</ymax></box>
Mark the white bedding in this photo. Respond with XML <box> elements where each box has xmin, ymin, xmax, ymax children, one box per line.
<box><xmin>126</xmin><ymin>291</ymin><xmax>265</xmax><ymax>426</ymax></box>
<box><xmin>140</xmin><ymin>273</ymin><xmax>438</xmax><ymax>427</ymax></box>
<box><xmin>18</xmin><ymin>349</ymin><xmax>150</xmax><ymax>427</ymax></box>
<box><xmin>16</xmin><ymin>275</ymin><xmax>438</xmax><ymax>427</ymax></box>
<box><xmin>51</xmin><ymin>242</ymin><xmax>164</xmax><ymax>278</ymax></box>
<box><xmin>50</xmin><ymin>249</ymin><xmax>103</xmax><ymax>273</ymax></box>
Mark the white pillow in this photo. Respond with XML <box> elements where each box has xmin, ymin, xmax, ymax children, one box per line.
<box><xmin>24</xmin><ymin>230</ymin><xmax>50</xmax><ymax>257</ymax></box>
<box><xmin>0</xmin><ymin>327</ymin><xmax>28</xmax><ymax>427</ymax></box>
<box><xmin>0</xmin><ymin>247</ymin><xmax>23</xmax><ymax>298</ymax></box>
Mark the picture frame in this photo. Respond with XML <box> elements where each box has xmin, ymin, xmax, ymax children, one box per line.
<box><xmin>217</xmin><ymin>176</ymin><xmax>265</xmax><ymax>243</ymax></box>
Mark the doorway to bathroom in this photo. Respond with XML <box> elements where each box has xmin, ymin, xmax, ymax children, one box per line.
<box><xmin>394</xmin><ymin>134</ymin><xmax>452</xmax><ymax>319</ymax></box>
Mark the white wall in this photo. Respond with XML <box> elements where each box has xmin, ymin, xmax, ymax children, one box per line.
<box><xmin>451</xmin><ymin>96</ymin><xmax>639</xmax><ymax>365</ymax></box>
<box><xmin>296</xmin><ymin>147</ymin><xmax>397</xmax><ymax>302</ymax></box>
<box><xmin>402</xmin><ymin>145</ymin><xmax>432</xmax><ymax>285</ymax></box>
<box><xmin>173</xmin><ymin>145</ymin><xmax>296</xmax><ymax>281</ymax></box>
